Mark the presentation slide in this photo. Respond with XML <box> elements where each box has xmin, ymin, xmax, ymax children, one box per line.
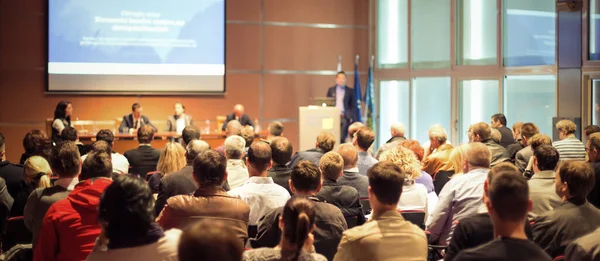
<box><xmin>47</xmin><ymin>0</ymin><xmax>225</xmax><ymax>93</ymax></box>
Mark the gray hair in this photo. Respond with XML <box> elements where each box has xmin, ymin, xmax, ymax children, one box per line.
<box><xmin>428</xmin><ymin>125</ymin><xmax>447</xmax><ymax>144</ymax></box>
<box><xmin>390</xmin><ymin>122</ymin><xmax>406</xmax><ymax>137</ymax></box>
<box><xmin>224</xmin><ymin>135</ymin><xmax>246</xmax><ymax>159</ymax></box>
<box><xmin>186</xmin><ymin>140</ymin><xmax>210</xmax><ymax>161</ymax></box>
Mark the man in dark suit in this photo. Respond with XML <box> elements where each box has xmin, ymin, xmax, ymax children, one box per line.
<box><xmin>119</xmin><ymin>103</ymin><xmax>157</xmax><ymax>134</ymax></box>
<box><xmin>327</xmin><ymin>71</ymin><xmax>357</xmax><ymax>144</ymax></box>
<box><xmin>491</xmin><ymin>113</ymin><xmax>515</xmax><ymax>148</ymax></box>
<box><xmin>0</xmin><ymin>132</ymin><xmax>23</xmax><ymax>199</ymax></box>
<box><xmin>221</xmin><ymin>104</ymin><xmax>253</xmax><ymax>131</ymax></box>
<box><xmin>166</xmin><ymin>103</ymin><xmax>194</xmax><ymax>134</ymax></box>
<box><xmin>267</xmin><ymin>137</ymin><xmax>293</xmax><ymax>195</ymax></box>
<box><xmin>124</xmin><ymin>125</ymin><xmax>161</xmax><ymax>179</ymax></box>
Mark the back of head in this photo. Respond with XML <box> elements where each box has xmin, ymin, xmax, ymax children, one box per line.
<box><xmin>137</xmin><ymin>125</ymin><xmax>155</xmax><ymax>144</ymax></box>
<box><xmin>291</xmin><ymin>160</ymin><xmax>321</xmax><ymax>193</ymax></box>
<box><xmin>271</xmin><ymin>137</ymin><xmax>293</xmax><ymax>166</ymax></box>
<box><xmin>61</xmin><ymin>127</ymin><xmax>78</xmax><ymax>142</ymax></box>
<box><xmin>268</xmin><ymin>121</ymin><xmax>284</xmax><ymax>137</ymax></box>
<box><xmin>487</xmin><ymin>162</ymin><xmax>519</xmax><ymax>184</ymax></box>
<box><xmin>449</xmin><ymin>145</ymin><xmax>465</xmax><ymax>174</ymax></box>
<box><xmin>529</xmin><ymin>134</ymin><xmax>552</xmax><ymax>150</ymax></box>
<box><xmin>224</xmin><ymin>135</ymin><xmax>246</xmax><ymax>159</ymax></box>
<box><xmin>99</xmin><ymin>175</ymin><xmax>154</xmax><ymax>240</ymax></box>
<box><xmin>96</xmin><ymin>129</ymin><xmax>115</xmax><ymax>145</ymax></box>
<box><xmin>23</xmin><ymin>130</ymin><xmax>51</xmax><ymax>158</ymax></box>
<box><xmin>585</xmin><ymin>125</ymin><xmax>600</xmax><ymax>138</ymax></box>
<box><xmin>348</xmin><ymin>122</ymin><xmax>364</xmax><ymax>138</ymax></box>
<box><xmin>90</xmin><ymin>140</ymin><xmax>112</xmax><ymax>155</ymax></box>
<box><xmin>512</xmin><ymin>122</ymin><xmax>524</xmax><ymax>134</ymax></box>
<box><xmin>157</xmin><ymin>142</ymin><xmax>186</xmax><ymax>176</ymax></box>
<box><xmin>490</xmin><ymin>129</ymin><xmax>502</xmax><ymax>144</ymax></box>
<box><xmin>319</xmin><ymin>152</ymin><xmax>344</xmax><ymax>181</ymax></box>
<box><xmin>23</xmin><ymin>156</ymin><xmax>52</xmax><ymax>189</ymax></box>
<box><xmin>390</xmin><ymin>122</ymin><xmax>406</xmax><ymax>137</ymax></box>
<box><xmin>50</xmin><ymin>141</ymin><xmax>81</xmax><ymax>178</ymax></box>
<box><xmin>182</xmin><ymin>125</ymin><xmax>201</xmax><ymax>145</ymax></box>
<box><xmin>247</xmin><ymin>142</ymin><xmax>272</xmax><ymax>173</ymax></box>
<box><xmin>556</xmin><ymin>119</ymin><xmax>577</xmax><ymax>135</ymax></box>
<box><xmin>316</xmin><ymin>132</ymin><xmax>335</xmax><ymax>152</ymax></box>
<box><xmin>80</xmin><ymin>151</ymin><xmax>112</xmax><ymax>180</ymax></box>
<box><xmin>471</xmin><ymin>122</ymin><xmax>492</xmax><ymax>141</ymax></box>
<box><xmin>226</xmin><ymin>120</ymin><xmax>243</xmax><ymax>136</ymax></box>
<box><xmin>428</xmin><ymin>125</ymin><xmax>448</xmax><ymax>144</ymax></box>
<box><xmin>520</xmin><ymin>123</ymin><xmax>539</xmax><ymax>140</ymax></box>
<box><xmin>378</xmin><ymin>146</ymin><xmax>421</xmax><ymax>180</ymax></box>
<box><xmin>557</xmin><ymin>161</ymin><xmax>595</xmax><ymax>199</ymax></box>
<box><xmin>399</xmin><ymin>140</ymin><xmax>424</xmax><ymax>161</ymax></box>
<box><xmin>488</xmin><ymin>171</ymin><xmax>529</xmax><ymax>222</ymax></box>
<box><xmin>355</xmin><ymin>127</ymin><xmax>375</xmax><ymax>150</ymax></box>
<box><xmin>186</xmin><ymin>139</ymin><xmax>210</xmax><ymax>162</ymax></box>
<box><xmin>282</xmin><ymin>197</ymin><xmax>316</xmax><ymax>256</ymax></box>
<box><xmin>240</xmin><ymin>128</ymin><xmax>254</xmax><ymax>148</ymax></box>
<box><xmin>533</xmin><ymin>145</ymin><xmax>559</xmax><ymax>171</ymax></box>
<box><xmin>337</xmin><ymin>143</ymin><xmax>358</xmax><ymax>168</ymax></box>
<box><xmin>193</xmin><ymin>150</ymin><xmax>227</xmax><ymax>187</ymax></box>
<box><xmin>491</xmin><ymin>113</ymin><xmax>507</xmax><ymax>126</ymax></box>
<box><xmin>178</xmin><ymin>220</ymin><xmax>243</xmax><ymax>261</ymax></box>
<box><xmin>463</xmin><ymin>142</ymin><xmax>491</xmax><ymax>169</ymax></box>
<box><xmin>367</xmin><ymin>161</ymin><xmax>405</xmax><ymax>205</ymax></box>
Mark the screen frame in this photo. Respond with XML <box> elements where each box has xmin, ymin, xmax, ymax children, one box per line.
<box><xmin>45</xmin><ymin>0</ymin><xmax>227</xmax><ymax>96</ymax></box>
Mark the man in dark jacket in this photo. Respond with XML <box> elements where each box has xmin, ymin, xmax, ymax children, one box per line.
<box><xmin>491</xmin><ymin>113</ymin><xmax>515</xmax><ymax>148</ymax></box>
<box><xmin>124</xmin><ymin>125</ymin><xmax>161</xmax><ymax>179</ymax></box>
<box><xmin>0</xmin><ymin>132</ymin><xmax>24</xmax><ymax>199</ymax></box>
<box><xmin>469</xmin><ymin>122</ymin><xmax>509</xmax><ymax>168</ymax></box>
<box><xmin>118</xmin><ymin>103</ymin><xmax>157</xmax><ymax>134</ymax></box>
<box><xmin>267</xmin><ymin>137</ymin><xmax>293</xmax><ymax>195</ymax></box>
<box><xmin>326</xmin><ymin>71</ymin><xmax>357</xmax><ymax>144</ymax></box>
<box><xmin>221</xmin><ymin>104</ymin><xmax>254</xmax><ymax>130</ymax></box>
<box><xmin>288</xmin><ymin>132</ymin><xmax>335</xmax><ymax>169</ymax></box>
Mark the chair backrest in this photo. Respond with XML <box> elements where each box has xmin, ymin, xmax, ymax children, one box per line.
<box><xmin>216</xmin><ymin>116</ymin><xmax>226</xmax><ymax>131</ymax></box>
<box><xmin>45</xmin><ymin>118</ymin><xmax>54</xmax><ymax>139</ymax></box>
<box><xmin>145</xmin><ymin>171</ymin><xmax>160</xmax><ymax>181</ymax></box>
<box><xmin>434</xmin><ymin>170</ymin><xmax>453</xmax><ymax>195</ymax></box>
<box><xmin>2</xmin><ymin>216</ymin><xmax>32</xmax><ymax>252</ymax></box>
<box><xmin>360</xmin><ymin>198</ymin><xmax>371</xmax><ymax>215</ymax></box>
<box><xmin>553</xmin><ymin>256</ymin><xmax>565</xmax><ymax>261</ymax></box>
<box><xmin>248</xmin><ymin>225</ymin><xmax>258</xmax><ymax>239</ymax></box>
<box><xmin>344</xmin><ymin>215</ymin><xmax>359</xmax><ymax>229</ymax></box>
<box><xmin>115</xmin><ymin>117</ymin><xmax>123</xmax><ymax>132</ymax></box>
<box><xmin>400</xmin><ymin>210</ymin><xmax>426</xmax><ymax>229</ymax></box>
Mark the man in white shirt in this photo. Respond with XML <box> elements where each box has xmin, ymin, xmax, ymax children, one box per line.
<box><xmin>224</xmin><ymin>135</ymin><xmax>249</xmax><ymax>189</ymax></box>
<box><xmin>426</xmin><ymin>142</ymin><xmax>491</xmax><ymax>246</ymax></box>
<box><xmin>81</xmin><ymin>129</ymin><xmax>129</xmax><ymax>174</ymax></box>
<box><xmin>228</xmin><ymin>142</ymin><xmax>290</xmax><ymax>225</ymax></box>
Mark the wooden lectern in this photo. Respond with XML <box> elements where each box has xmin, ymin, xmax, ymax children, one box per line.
<box><xmin>298</xmin><ymin>106</ymin><xmax>341</xmax><ymax>151</ymax></box>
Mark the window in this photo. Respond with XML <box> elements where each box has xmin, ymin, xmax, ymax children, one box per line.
<box><xmin>459</xmin><ymin>80</ymin><xmax>500</xmax><ymax>143</ymax></box>
<box><xmin>593</xmin><ymin>80</ymin><xmax>600</xmax><ymax>125</ymax></box>
<box><xmin>377</xmin><ymin>0</ymin><xmax>409</xmax><ymax>68</ymax></box>
<box><xmin>378</xmin><ymin>81</ymin><xmax>410</xmax><ymax>148</ymax></box>
<box><xmin>503</xmin><ymin>75</ymin><xmax>556</xmax><ymax>136</ymax></box>
<box><xmin>457</xmin><ymin>0</ymin><xmax>497</xmax><ymax>65</ymax></box>
<box><xmin>502</xmin><ymin>0</ymin><xmax>556</xmax><ymax>66</ymax></box>
<box><xmin>411</xmin><ymin>0</ymin><xmax>451</xmax><ymax>69</ymax></box>
<box><xmin>590</xmin><ymin>0</ymin><xmax>600</xmax><ymax>60</ymax></box>
<box><xmin>411</xmin><ymin>77</ymin><xmax>451</xmax><ymax>144</ymax></box>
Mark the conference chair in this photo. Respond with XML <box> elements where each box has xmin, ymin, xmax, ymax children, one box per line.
<box><xmin>399</xmin><ymin>209</ymin><xmax>426</xmax><ymax>229</ymax></box>
<box><xmin>2</xmin><ymin>216</ymin><xmax>31</xmax><ymax>252</ymax></box>
<box><xmin>433</xmin><ymin>170</ymin><xmax>453</xmax><ymax>195</ymax></box>
<box><xmin>360</xmin><ymin>197</ymin><xmax>371</xmax><ymax>215</ymax></box>
<box><xmin>145</xmin><ymin>170</ymin><xmax>159</xmax><ymax>182</ymax></box>
<box><xmin>553</xmin><ymin>256</ymin><xmax>565</xmax><ymax>261</ymax></box>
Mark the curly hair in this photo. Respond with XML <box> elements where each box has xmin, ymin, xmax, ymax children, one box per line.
<box><xmin>378</xmin><ymin>146</ymin><xmax>421</xmax><ymax>180</ymax></box>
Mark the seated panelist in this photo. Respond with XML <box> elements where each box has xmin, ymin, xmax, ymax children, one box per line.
<box><xmin>166</xmin><ymin>103</ymin><xmax>193</xmax><ymax>134</ymax></box>
<box><xmin>119</xmin><ymin>103</ymin><xmax>157</xmax><ymax>134</ymax></box>
<box><xmin>221</xmin><ymin>104</ymin><xmax>253</xmax><ymax>131</ymax></box>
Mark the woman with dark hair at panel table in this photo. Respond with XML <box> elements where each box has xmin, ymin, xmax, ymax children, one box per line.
<box><xmin>86</xmin><ymin>174</ymin><xmax>181</xmax><ymax>261</ymax></box>
<box><xmin>243</xmin><ymin>197</ymin><xmax>327</xmax><ymax>261</ymax></box>
<box><xmin>20</xmin><ymin>130</ymin><xmax>52</xmax><ymax>165</ymax></box>
<box><xmin>51</xmin><ymin>101</ymin><xmax>73</xmax><ymax>144</ymax></box>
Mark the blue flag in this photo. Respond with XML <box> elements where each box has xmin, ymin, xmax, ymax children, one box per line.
<box><xmin>364</xmin><ymin>60</ymin><xmax>375</xmax><ymax>129</ymax></box>
<box><xmin>353</xmin><ymin>61</ymin><xmax>363</xmax><ymax>123</ymax></box>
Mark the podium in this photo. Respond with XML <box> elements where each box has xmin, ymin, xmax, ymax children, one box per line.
<box><xmin>299</xmin><ymin>106</ymin><xmax>341</xmax><ymax>151</ymax></box>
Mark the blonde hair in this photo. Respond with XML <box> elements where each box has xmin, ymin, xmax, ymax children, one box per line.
<box><xmin>378</xmin><ymin>146</ymin><xmax>421</xmax><ymax>180</ymax></box>
<box><xmin>449</xmin><ymin>145</ymin><xmax>465</xmax><ymax>176</ymax></box>
<box><xmin>556</xmin><ymin>119</ymin><xmax>577</xmax><ymax>135</ymax></box>
<box><xmin>319</xmin><ymin>152</ymin><xmax>344</xmax><ymax>181</ymax></box>
<box><xmin>157</xmin><ymin>142</ymin><xmax>186</xmax><ymax>176</ymax></box>
<box><xmin>23</xmin><ymin>156</ymin><xmax>52</xmax><ymax>189</ymax></box>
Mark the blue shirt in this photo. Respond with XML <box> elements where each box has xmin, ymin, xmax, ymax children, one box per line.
<box><xmin>357</xmin><ymin>151</ymin><xmax>378</xmax><ymax>176</ymax></box>
<box><xmin>336</xmin><ymin>85</ymin><xmax>345</xmax><ymax>114</ymax></box>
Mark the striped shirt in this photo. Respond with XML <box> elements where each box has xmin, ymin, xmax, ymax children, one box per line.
<box><xmin>553</xmin><ymin>137</ymin><xmax>586</xmax><ymax>162</ymax></box>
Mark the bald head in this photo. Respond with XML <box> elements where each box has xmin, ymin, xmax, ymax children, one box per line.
<box><xmin>391</xmin><ymin>122</ymin><xmax>406</xmax><ymax>138</ymax></box>
<box><xmin>226</xmin><ymin>120</ymin><xmax>242</xmax><ymax>137</ymax></box>
<box><xmin>463</xmin><ymin>142</ymin><xmax>491</xmax><ymax>171</ymax></box>
<box><xmin>337</xmin><ymin>143</ymin><xmax>358</xmax><ymax>169</ymax></box>
<box><xmin>247</xmin><ymin>142</ymin><xmax>272</xmax><ymax>174</ymax></box>
<box><xmin>186</xmin><ymin>139</ymin><xmax>210</xmax><ymax>161</ymax></box>
<box><xmin>233</xmin><ymin>104</ymin><xmax>244</xmax><ymax>118</ymax></box>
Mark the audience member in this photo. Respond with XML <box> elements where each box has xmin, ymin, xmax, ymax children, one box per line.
<box><xmin>333</xmin><ymin>162</ymin><xmax>427</xmax><ymax>261</ymax></box>
<box><xmin>245</xmin><ymin>197</ymin><xmax>328</xmax><ymax>261</ymax></box>
<box><xmin>20</xmin><ymin>130</ymin><xmax>52</xmax><ymax>165</ymax></box>
<box><xmin>241</xmin><ymin>127</ymin><xmax>255</xmax><ymax>152</ymax></box>
<box><xmin>346</xmin><ymin>122</ymin><xmax>364</xmax><ymax>143</ymax></box>
<box><xmin>82</xmin><ymin>129</ymin><xmax>130</xmax><ymax>174</ymax></box>
<box><xmin>399</xmin><ymin>140</ymin><xmax>435</xmax><ymax>193</ymax></box>
<box><xmin>423</xmin><ymin>125</ymin><xmax>449</xmax><ymax>160</ymax></box>
<box><xmin>24</xmin><ymin>141</ymin><xmax>80</xmax><ymax>246</ymax></box>
<box><xmin>165</xmin><ymin>102</ymin><xmax>193</xmax><ymax>134</ymax></box>
<box><xmin>553</xmin><ymin>119</ymin><xmax>586</xmax><ymax>162</ymax></box>
<box><xmin>154</xmin><ymin>140</ymin><xmax>210</xmax><ymax>216</ymax></box>
<box><xmin>228</xmin><ymin>142</ymin><xmax>290</xmax><ymax>226</ymax></box>
<box><xmin>178</xmin><ymin>220</ymin><xmax>244</xmax><ymax>261</ymax></box>
<box><xmin>427</xmin><ymin>142</ymin><xmax>491</xmax><ymax>245</ymax></box>
<box><xmin>0</xmin><ymin>177</ymin><xmax>12</xmax><ymax>230</ymax></box>
<box><xmin>490</xmin><ymin>128</ymin><xmax>502</xmax><ymax>144</ymax></box>
<box><xmin>565</xmin><ymin>227</ymin><xmax>600</xmax><ymax>261</ymax></box>
<box><xmin>422</xmin><ymin>144</ymin><xmax>454</xmax><ymax>178</ymax></box>
<box><xmin>448</xmin><ymin>145</ymin><xmax>465</xmax><ymax>176</ymax></box>
<box><xmin>353</xmin><ymin>127</ymin><xmax>378</xmax><ymax>176</ymax></box>
<box><xmin>445</xmin><ymin>163</ymin><xmax>534</xmax><ymax>261</ymax></box>
<box><xmin>524</xmin><ymin>134</ymin><xmax>554</xmax><ymax>173</ymax></box>
<box><xmin>181</xmin><ymin>125</ymin><xmax>201</xmax><ymax>147</ymax></box>
<box><xmin>506</xmin><ymin>122</ymin><xmax>525</xmax><ymax>162</ymax></box>
<box><xmin>216</xmin><ymin>120</ymin><xmax>243</xmax><ymax>155</ymax></box>
<box><xmin>252</xmin><ymin>161</ymin><xmax>347</xmax><ymax>260</ymax></box>
<box><xmin>11</xmin><ymin>156</ymin><xmax>52</xmax><ymax>217</ymax></box>
<box><xmin>375</xmin><ymin>122</ymin><xmax>406</xmax><ymax>160</ymax></box>
<box><xmin>34</xmin><ymin>151</ymin><xmax>113</xmax><ymax>261</ymax></box>
<box><xmin>148</xmin><ymin>142</ymin><xmax>186</xmax><ymax>193</ymax></box>
<box><xmin>528</xmin><ymin>145</ymin><xmax>561</xmax><ymax>218</ymax></box>
<box><xmin>288</xmin><ymin>132</ymin><xmax>335</xmax><ymax>169</ymax></box>
<box><xmin>584</xmin><ymin>124</ymin><xmax>600</xmax><ymax>141</ymax></box>
<box><xmin>490</xmin><ymin>113</ymin><xmax>515</xmax><ymax>148</ymax></box>
<box><xmin>224</xmin><ymin>135</ymin><xmax>249</xmax><ymax>189</ymax></box>
<box><xmin>51</xmin><ymin>100</ymin><xmax>73</xmax><ymax>144</ymax></box>
<box><xmin>453</xmin><ymin>171</ymin><xmax>551</xmax><ymax>261</ymax></box>
<box><xmin>514</xmin><ymin>123</ymin><xmax>540</xmax><ymax>173</ymax></box>
<box><xmin>221</xmin><ymin>104</ymin><xmax>254</xmax><ymax>131</ymax></box>
<box><xmin>267</xmin><ymin>137</ymin><xmax>293</xmax><ymax>194</ymax></box>
<box><xmin>87</xmin><ymin>175</ymin><xmax>180</xmax><ymax>261</ymax></box>
<box><xmin>119</xmin><ymin>103</ymin><xmax>157</xmax><ymax>133</ymax></box>
<box><xmin>468</xmin><ymin>122</ymin><xmax>509</xmax><ymax>167</ymax></box>
<box><xmin>157</xmin><ymin>150</ymin><xmax>250</xmax><ymax>241</ymax></box>
<box><xmin>1</xmin><ymin>132</ymin><xmax>26</xmax><ymax>198</ymax></box>
<box><xmin>60</xmin><ymin>126</ymin><xmax>90</xmax><ymax>156</ymax></box>
<box><xmin>532</xmin><ymin>161</ymin><xmax>600</xmax><ymax>257</ymax></box>
<box><xmin>265</xmin><ymin>121</ymin><xmax>284</xmax><ymax>143</ymax></box>
<box><xmin>124</xmin><ymin>125</ymin><xmax>161</xmax><ymax>179</ymax></box>
<box><xmin>336</xmin><ymin>144</ymin><xmax>369</xmax><ymax>198</ymax></box>
<box><xmin>586</xmin><ymin>132</ymin><xmax>600</xmax><ymax>208</ymax></box>
<box><xmin>316</xmin><ymin>152</ymin><xmax>365</xmax><ymax>227</ymax></box>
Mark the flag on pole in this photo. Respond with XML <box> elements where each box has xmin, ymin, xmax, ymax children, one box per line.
<box><xmin>364</xmin><ymin>55</ymin><xmax>375</xmax><ymax>129</ymax></box>
<box><xmin>354</xmin><ymin>55</ymin><xmax>363</xmax><ymax>123</ymax></box>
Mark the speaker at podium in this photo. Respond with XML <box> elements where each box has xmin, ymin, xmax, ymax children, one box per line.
<box><xmin>298</xmin><ymin>100</ymin><xmax>341</xmax><ymax>151</ymax></box>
